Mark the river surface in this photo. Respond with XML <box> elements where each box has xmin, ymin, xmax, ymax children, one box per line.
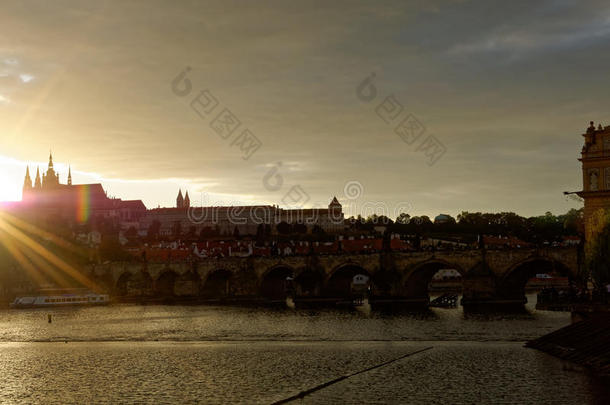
<box><xmin>0</xmin><ymin>294</ymin><xmax>608</xmax><ymax>404</ymax></box>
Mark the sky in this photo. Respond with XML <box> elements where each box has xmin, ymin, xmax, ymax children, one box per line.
<box><xmin>0</xmin><ymin>0</ymin><xmax>605</xmax><ymax>219</ymax></box>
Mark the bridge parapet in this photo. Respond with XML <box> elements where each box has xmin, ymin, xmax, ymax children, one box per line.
<box><xmin>486</xmin><ymin>248</ymin><xmax>579</xmax><ymax>280</ymax></box>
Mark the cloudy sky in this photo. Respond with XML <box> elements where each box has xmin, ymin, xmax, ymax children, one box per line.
<box><xmin>0</xmin><ymin>0</ymin><xmax>605</xmax><ymax>218</ymax></box>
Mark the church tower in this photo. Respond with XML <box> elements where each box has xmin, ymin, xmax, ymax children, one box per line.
<box><xmin>577</xmin><ymin>121</ymin><xmax>610</xmax><ymax>240</ymax></box>
<box><xmin>184</xmin><ymin>191</ymin><xmax>190</xmax><ymax>208</ymax></box>
<box><xmin>67</xmin><ymin>165</ymin><xmax>72</xmax><ymax>186</ymax></box>
<box><xmin>43</xmin><ymin>152</ymin><xmax>60</xmax><ymax>189</ymax></box>
<box><xmin>329</xmin><ymin>196</ymin><xmax>342</xmax><ymax>213</ymax></box>
<box><xmin>176</xmin><ymin>189</ymin><xmax>184</xmax><ymax>208</ymax></box>
<box><xmin>328</xmin><ymin>196</ymin><xmax>344</xmax><ymax>229</ymax></box>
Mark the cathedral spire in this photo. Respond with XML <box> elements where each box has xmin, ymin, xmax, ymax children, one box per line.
<box><xmin>23</xmin><ymin>166</ymin><xmax>32</xmax><ymax>189</ymax></box>
<box><xmin>184</xmin><ymin>191</ymin><xmax>190</xmax><ymax>208</ymax></box>
<box><xmin>176</xmin><ymin>189</ymin><xmax>184</xmax><ymax>208</ymax></box>
<box><xmin>67</xmin><ymin>165</ymin><xmax>72</xmax><ymax>186</ymax></box>
<box><xmin>34</xmin><ymin>166</ymin><xmax>41</xmax><ymax>189</ymax></box>
<box><xmin>48</xmin><ymin>151</ymin><xmax>54</xmax><ymax>169</ymax></box>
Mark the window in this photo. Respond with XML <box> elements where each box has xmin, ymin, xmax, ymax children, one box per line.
<box><xmin>589</xmin><ymin>169</ymin><xmax>599</xmax><ymax>191</ymax></box>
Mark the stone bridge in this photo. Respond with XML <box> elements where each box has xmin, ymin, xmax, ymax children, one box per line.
<box><xmin>89</xmin><ymin>248</ymin><xmax>580</xmax><ymax>307</ymax></box>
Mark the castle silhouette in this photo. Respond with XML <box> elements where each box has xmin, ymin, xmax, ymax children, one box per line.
<box><xmin>17</xmin><ymin>153</ymin><xmax>344</xmax><ymax>236</ymax></box>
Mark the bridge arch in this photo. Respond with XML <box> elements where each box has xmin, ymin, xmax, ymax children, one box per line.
<box><xmin>294</xmin><ymin>268</ymin><xmax>324</xmax><ymax>297</ymax></box>
<box><xmin>175</xmin><ymin>270</ymin><xmax>201</xmax><ymax>296</ymax></box>
<box><xmin>116</xmin><ymin>271</ymin><xmax>153</xmax><ymax>297</ymax></box>
<box><xmin>325</xmin><ymin>263</ymin><xmax>370</xmax><ymax>298</ymax></box>
<box><xmin>260</xmin><ymin>265</ymin><xmax>294</xmax><ymax>300</ymax></box>
<box><xmin>402</xmin><ymin>259</ymin><xmax>465</xmax><ymax>300</ymax></box>
<box><xmin>497</xmin><ymin>257</ymin><xmax>574</xmax><ymax>301</ymax></box>
<box><xmin>115</xmin><ymin>272</ymin><xmax>131</xmax><ymax>296</ymax></box>
<box><xmin>201</xmin><ymin>269</ymin><xmax>233</xmax><ymax>298</ymax></box>
<box><xmin>155</xmin><ymin>270</ymin><xmax>179</xmax><ymax>297</ymax></box>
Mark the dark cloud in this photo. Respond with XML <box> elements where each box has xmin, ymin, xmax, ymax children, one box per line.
<box><xmin>0</xmin><ymin>0</ymin><xmax>601</xmax><ymax>216</ymax></box>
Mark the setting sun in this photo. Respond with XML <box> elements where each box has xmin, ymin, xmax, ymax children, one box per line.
<box><xmin>0</xmin><ymin>157</ymin><xmax>22</xmax><ymax>202</ymax></box>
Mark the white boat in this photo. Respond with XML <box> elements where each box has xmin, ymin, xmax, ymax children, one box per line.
<box><xmin>10</xmin><ymin>289</ymin><xmax>110</xmax><ymax>308</ymax></box>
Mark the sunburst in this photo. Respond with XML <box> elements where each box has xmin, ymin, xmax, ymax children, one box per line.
<box><xmin>0</xmin><ymin>211</ymin><xmax>99</xmax><ymax>291</ymax></box>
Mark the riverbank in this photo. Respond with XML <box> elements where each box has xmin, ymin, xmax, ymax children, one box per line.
<box><xmin>527</xmin><ymin>313</ymin><xmax>610</xmax><ymax>377</ymax></box>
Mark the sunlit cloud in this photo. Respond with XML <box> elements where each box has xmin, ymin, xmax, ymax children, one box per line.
<box><xmin>19</xmin><ymin>73</ymin><xmax>34</xmax><ymax>83</ymax></box>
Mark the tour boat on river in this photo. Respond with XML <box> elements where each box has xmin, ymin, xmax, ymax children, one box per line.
<box><xmin>10</xmin><ymin>289</ymin><xmax>110</xmax><ymax>309</ymax></box>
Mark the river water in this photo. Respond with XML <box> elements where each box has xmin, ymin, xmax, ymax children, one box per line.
<box><xmin>0</xmin><ymin>294</ymin><xmax>607</xmax><ymax>404</ymax></box>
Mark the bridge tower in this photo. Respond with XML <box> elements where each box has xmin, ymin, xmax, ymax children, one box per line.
<box><xmin>577</xmin><ymin>121</ymin><xmax>610</xmax><ymax>241</ymax></box>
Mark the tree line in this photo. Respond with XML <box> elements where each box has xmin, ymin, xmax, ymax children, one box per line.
<box><xmin>345</xmin><ymin>208</ymin><xmax>583</xmax><ymax>244</ymax></box>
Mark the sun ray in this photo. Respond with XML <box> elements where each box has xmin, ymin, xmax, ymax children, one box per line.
<box><xmin>0</xmin><ymin>231</ymin><xmax>51</xmax><ymax>287</ymax></box>
<box><xmin>2</xmin><ymin>212</ymin><xmax>86</xmax><ymax>256</ymax></box>
<box><xmin>0</xmin><ymin>214</ymin><xmax>99</xmax><ymax>291</ymax></box>
<box><xmin>5</xmin><ymin>231</ymin><xmax>75</xmax><ymax>288</ymax></box>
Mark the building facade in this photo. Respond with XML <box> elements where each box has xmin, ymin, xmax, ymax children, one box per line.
<box><xmin>138</xmin><ymin>193</ymin><xmax>344</xmax><ymax>237</ymax></box>
<box><xmin>577</xmin><ymin>121</ymin><xmax>610</xmax><ymax>240</ymax></box>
